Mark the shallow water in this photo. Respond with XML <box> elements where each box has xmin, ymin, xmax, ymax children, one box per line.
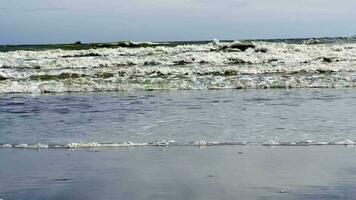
<box><xmin>1</xmin><ymin>88</ymin><xmax>356</xmax><ymax>199</ymax></box>
<box><xmin>1</xmin><ymin>89</ymin><xmax>356</xmax><ymax>145</ymax></box>
<box><xmin>2</xmin><ymin>38</ymin><xmax>356</xmax><ymax>199</ymax></box>
<box><xmin>2</xmin><ymin>146</ymin><xmax>356</xmax><ymax>200</ymax></box>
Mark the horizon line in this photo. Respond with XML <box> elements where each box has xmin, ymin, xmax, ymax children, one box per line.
<box><xmin>1</xmin><ymin>35</ymin><xmax>355</xmax><ymax>46</ymax></box>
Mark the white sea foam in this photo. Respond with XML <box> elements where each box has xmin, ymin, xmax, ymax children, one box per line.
<box><xmin>14</xmin><ymin>144</ymin><xmax>29</xmax><ymax>148</ymax></box>
<box><xmin>28</xmin><ymin>143</ymin><xmax>49</xmax><ymax>148</ymax></box>
<box><xmin>155</xmin><ymin>140</ymin><xmax>176</xmax><ymax>146</ymax></box>
<box><xmin>194</xmin><ymin>140</ymin><xmax>208</xmax><ymax>146</ymax></box>
<box><xmin>334</xmin><ymin>140</ymin><xmax>355</xmax><ymax>145</ymax></box>
<box><xmin>2</xmin><ymin>140</ymin><xmax>356</xmax><ymax>149</ymax></box>
<box><xmin>262</xmin><ymin>140</ymin><xmax>279</xmax><ymax>146</ymax></box>
<box><xmin>1</xmin><ymin>41</ymin><xmax>356</xmax><ymax>93</ymax></box>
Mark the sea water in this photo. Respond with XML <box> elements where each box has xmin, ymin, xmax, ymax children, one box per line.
<box><xmin>1</xmin><ymin>38</ymin><xmax>356</xmax><ymax>93</ymax></box>
<box><xmin>2</xmin><ymin>38</ymin><xmax>356</xmax><ymax>200</ymax></box>
<box><xmin>1</xmin><ymin>89</ymin><xmax>356</xmax><ymax>147</ymax></box>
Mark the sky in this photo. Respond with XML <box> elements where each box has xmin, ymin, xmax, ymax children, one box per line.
<box><xmin>1</xmin><ymin>0</ymin><xmax>356</xmax><ymax>44</ymax></box>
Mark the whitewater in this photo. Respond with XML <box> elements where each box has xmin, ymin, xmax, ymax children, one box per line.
<box><xmin>1</xmin><ymin>38</ymin><xmax>356</xmax><ymax>93</ymax></box>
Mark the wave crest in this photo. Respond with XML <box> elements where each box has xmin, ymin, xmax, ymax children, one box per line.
<box><xmin>1</xmin><ymin>40</ymin><xmax>356</xmax><ymax>93</ymax></box>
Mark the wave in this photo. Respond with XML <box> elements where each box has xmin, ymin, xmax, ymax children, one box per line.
<box><xmin>1</xmin><ymin>37</ymin><xmax>355</xmax><ymax>52</ymax></box>
<box><xmin>1</xmin><ymin>40</ymin><xmax>356</xmax><ymax>93</ymax></box>
<box><xmin>1</xmin><ymin>140</ymin><xmax>356</xmax><ymax>149</ymax></box>
<box><xmin>0</xmin><ymin>41</ymin><xmax>167</xmax><ymax>52</ymax></box>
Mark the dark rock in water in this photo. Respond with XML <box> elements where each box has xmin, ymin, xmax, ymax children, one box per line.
<box><xmin>74</xmin><ymin>41</ymin><xmax>82</xmax><ymax>45</ymax></box>
<box><xmin>229</xmin><ymin>41</ymin><xmax>255</xmax><ymax>51</ymax></box>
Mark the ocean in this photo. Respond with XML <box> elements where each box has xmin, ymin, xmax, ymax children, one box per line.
<box><xmin>1</xmin><ymin>37</ymin><xmax>356</xmax><ymax>93</ymax></box>
<box><xmin>1</xmin><ymin>38</ymin><xmax>356</xmax><ymax>200</ymax></box>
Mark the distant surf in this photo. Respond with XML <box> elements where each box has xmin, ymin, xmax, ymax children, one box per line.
<box><xmin>1</xmin><ymin>37</ymin><xmax>356</xmax><ymax>93</ymax></box>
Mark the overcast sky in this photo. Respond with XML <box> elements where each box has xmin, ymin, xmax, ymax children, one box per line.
<box><xmin>1</xmin><ymin>0</ymin><xmax>356</xmax><ymax>44</ymax></box>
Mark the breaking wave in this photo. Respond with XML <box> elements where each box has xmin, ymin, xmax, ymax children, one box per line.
<box><xmin>1</xmin><ymin>39</ymin><xmax>356</xmax><ymax>93</ymax></box>
<box><xmin>1</xmin><ymin>140</ymin><xmax>356</xmax><ymax>149</ymax></box>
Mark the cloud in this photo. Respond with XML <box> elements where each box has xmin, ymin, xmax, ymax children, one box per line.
<box><xmin>230</xmin><ymin>1</ymin><xmax>249</xmax><ymax>7</ymax></box>
<box><xmin>1</xmin><ymin>0</ymin><xmax>356</xmax><ymax>44</ymax></box>
<box><xmin>23</xmin><ymin>7</ymin><xmax>68</xmax><ymax>12</ymax></box>
<box><xmin>196</xmin><ymin>0</ymin><xmax>248</xmax><ymax>7</ymax></box>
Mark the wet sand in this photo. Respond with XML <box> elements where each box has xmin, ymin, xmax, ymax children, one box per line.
<box><xmin>1</xmin><ymin>146</ymin><xmax>356</xmax><ymax>200</ymax></box>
